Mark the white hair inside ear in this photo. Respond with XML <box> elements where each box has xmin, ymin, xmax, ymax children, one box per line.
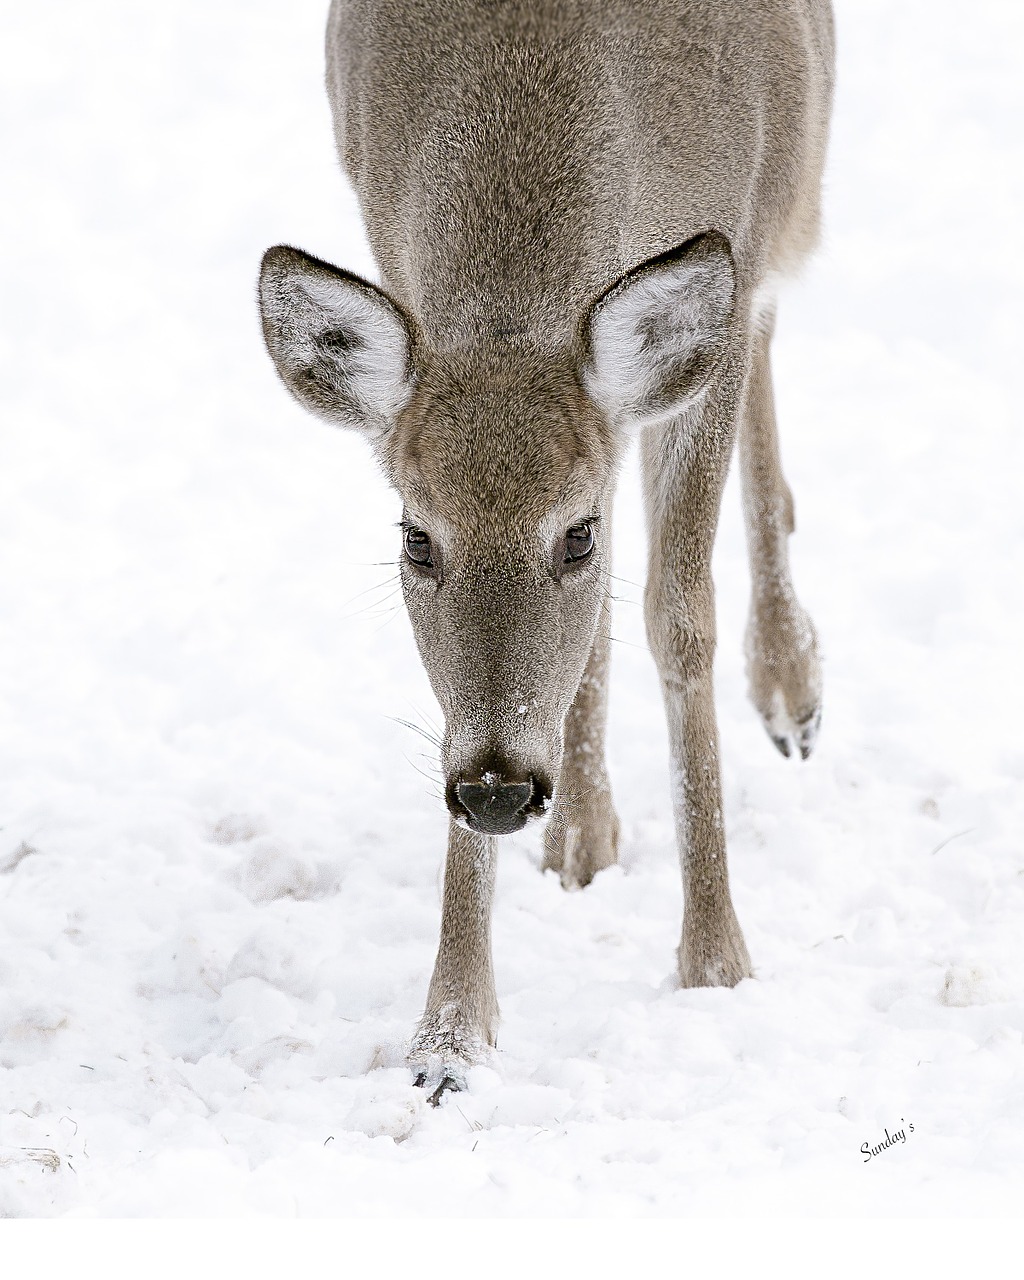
<box><xmin>259</xmin><ymin>245</ymin><xmax>416</xmax><ymax>437</ymax></box>
<box><xmin>583</xmin><ymin>231</ymin><xmax>736</xmax><ymax>430</ymax></box>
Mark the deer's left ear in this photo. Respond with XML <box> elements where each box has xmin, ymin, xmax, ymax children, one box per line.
<box><xmin>582</xmin><ymin>231</ymin><xmax>736</xmax><ymax>430</ymax></box>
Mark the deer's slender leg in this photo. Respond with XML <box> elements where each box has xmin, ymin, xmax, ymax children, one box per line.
<box><xmin>641</xmin><ymin>350</ymin><xmax>752</xmax><ymax>988</ymax></box>
<box><xmin>408</xmin><ymin>820</ymin><xmax>497</xmax><ymax>1102</ymax></box>
<box><xmin>544</xmin><ymin>596</ymin><xmax>620</xmax><ymax>889</ymax></box>
<box><xmin>740</xmin><ymin>313</ymin><xmax>822</xmax><ymax>760</ymax></box>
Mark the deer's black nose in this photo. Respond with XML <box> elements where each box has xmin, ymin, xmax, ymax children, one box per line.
<box><xmin>454</xmin><ymin>777</ymin><xmax>534</xmax><ymax>835</ymax></box>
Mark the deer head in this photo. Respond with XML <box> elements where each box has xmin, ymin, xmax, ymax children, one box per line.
<box><xmin>258</xmin><ymin>231</ymin><xmax>734</xmax><ymax>833</ymax></box>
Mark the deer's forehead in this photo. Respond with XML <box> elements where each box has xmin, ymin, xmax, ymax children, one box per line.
<box><xmin>400</xmin><ymin>453</ymin><xmax>597</xmax><ymax>545</ymax></box>
<box><xmin>392</xmin><ymin>378</ymin><xmax>612</xmax><ymax>533</ymax></box>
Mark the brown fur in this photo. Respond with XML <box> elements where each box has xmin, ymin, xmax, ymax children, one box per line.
<box><xmin>259</xmin><ymin>0</ymin><xmax>835</xmax><ymax>1100</ymax></box>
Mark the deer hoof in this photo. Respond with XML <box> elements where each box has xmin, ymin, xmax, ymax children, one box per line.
<box><xmin>412</xmin><ymin>1069</ymin><xmax>464</xmax><ymax>1106</ymax></box>
<box><xmin>745</xmin><ymin>607</ymin><xmax>822</xmax><ymax>761</ymax></box>
<box><xmin>543</xmin><ymin>797</ymin><xmax>620</xmax><ymax>890</ymax></box>
<box><xmin>768</xmin><ymin>703</ymin><xmax>821</xmax><ymax>761</ymax></box>
<box><xmin>408</xmin><ymin>1006</ymin><xmax>491</xmax><ymax>1103</ymax></box>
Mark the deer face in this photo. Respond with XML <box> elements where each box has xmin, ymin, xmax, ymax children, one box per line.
<box><xmin>258</xmin><ymin>234</ymin><xmax>734</xmax><ymax>833</ymax></box>
<box><xmin>389</xmin><ymin>355</ymin><xmax>617</xmax><ymax>833</ymax></box>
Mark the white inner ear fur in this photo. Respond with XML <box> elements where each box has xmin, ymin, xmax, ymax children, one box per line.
<box><xmin>305</xmin><ymin>275</ymin><xmax>413</xmax><ymax>420</ymax></box>
<box><xmin>260</xmin><ymin>250</ymin><xmax>415</xmax><ymax>432</ymax></box>
<box><xmin>584</xmin><ymin>248</ymin><xmax>734</xmax><ymax>430</ymax></box>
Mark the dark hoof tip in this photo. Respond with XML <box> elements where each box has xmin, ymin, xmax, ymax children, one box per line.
<box><xmin>771</xmin><ymin>734</ymin><xmax>792</xmax><ymax>759</ymax></box>
<box><xmin>424</xmin><ymin>1075</ymin><xmax>460</xmax><ymax>1105</ymax></box>
<box><xmin>412</xmin><ymin>1070</ymin><xmax>463</xmax><ymax>1106</ymax></box>
<box><xmin>428</xmin><ymin>1077</ymin><xmax>461</xmax><ymax>1107</ymax></box>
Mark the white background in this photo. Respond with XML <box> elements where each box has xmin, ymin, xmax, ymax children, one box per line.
<box><xmin>1</xmin><ymin>0</ymin><xmax>1022</xmax><ymax>1215</ymax></box>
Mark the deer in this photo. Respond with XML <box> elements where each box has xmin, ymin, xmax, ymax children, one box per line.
<box><xmin>258</xmin><ymin>0</ymin><xmax>835</xmax><ymax>1104</ymax></box>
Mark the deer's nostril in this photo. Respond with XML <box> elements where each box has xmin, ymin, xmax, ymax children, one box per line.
<box><xmin>529</xmin><ymin>774</ymin><xmax>553</xmax><ymax>813</ymax></box>
<box><xmin>455</xmin><ymin>777</ymin><xmax>534</xmax><ymax>835</ymax></box>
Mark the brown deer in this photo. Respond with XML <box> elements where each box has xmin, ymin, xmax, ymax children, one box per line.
<box><xmin>259</xmin><ymin>0</ymin><xmax>834</xmax><ymax>1103</ymax></box>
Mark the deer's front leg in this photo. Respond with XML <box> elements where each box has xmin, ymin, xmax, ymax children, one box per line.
<box><xmin>544</xmin><ymin>599</ymin><xmax>620</xmax><ymax>889</ymax></box>
<box><xmin>408</xmin><ymin>820</ymin><xmax>498</xmax><ymax>1104</ymax></box>
<box><xmin>642</xmin><ymin>413</ymin><xmax>753</xmax><ymax>990</ymax></box>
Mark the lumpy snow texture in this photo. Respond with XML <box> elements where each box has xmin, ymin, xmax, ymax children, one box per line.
<box><xmin>1</xmin><ymin>0</ymin><xmax>1022</xmax><ymax>1217</ymax></box>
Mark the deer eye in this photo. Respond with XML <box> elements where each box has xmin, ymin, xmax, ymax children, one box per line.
<box><xmin>564</xmin><ymin>521</ymin><xmax>595</xmax><ymax>564</ymax></box>
<box><xmin>403</xmin><ymin>525</ymin><xmax>434</xmax><ymax>568</ymax></box>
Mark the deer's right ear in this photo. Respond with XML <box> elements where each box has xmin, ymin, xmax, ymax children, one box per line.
<box><xmin>258</xmin><ymin>246</ymin><xmax>416</xmax><ymax>435</ymax></box>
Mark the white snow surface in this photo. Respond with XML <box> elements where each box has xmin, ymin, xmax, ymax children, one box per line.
<box><xmin>1</xmin><ymin>0</ymin><xmax>1023</xmax><ymax>1217</ymax></box>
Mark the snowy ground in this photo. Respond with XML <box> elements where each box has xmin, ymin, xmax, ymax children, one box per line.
<box><xmin>1</xmin><ymin>0</ymin><xmax>1022</xmax><ymax>1217</ymax></box>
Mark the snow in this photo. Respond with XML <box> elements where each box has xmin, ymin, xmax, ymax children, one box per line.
<box><xmin>1</xmin><ymin>0</ymin><xmax>1023</xmax><ymax>1217</ymax></box>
